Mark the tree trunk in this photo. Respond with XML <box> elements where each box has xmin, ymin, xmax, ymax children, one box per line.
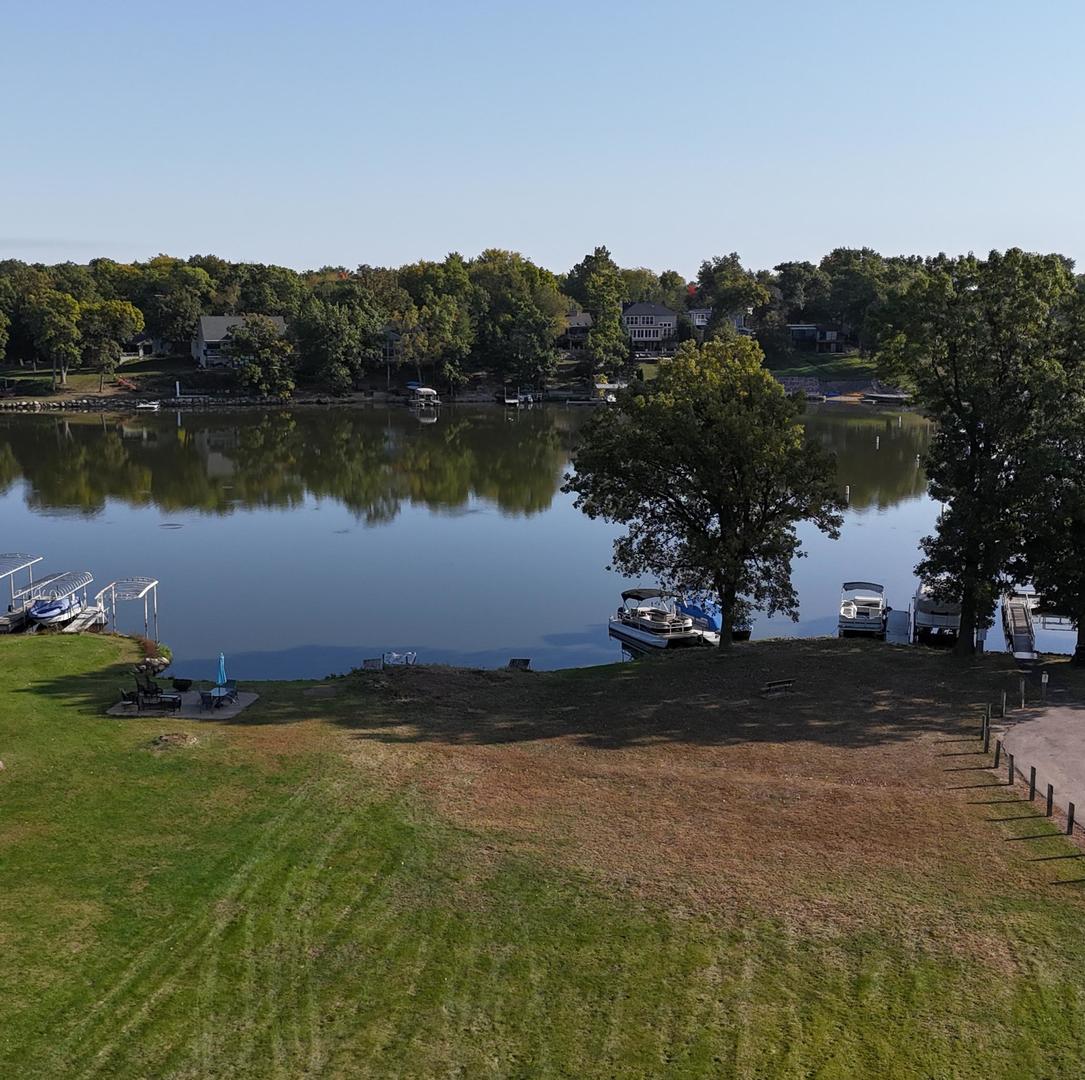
<box><xmin>99</xmin><ymin>370</ymin><xmax>105</xmax><ymax>393</ymax></box>
<box><xmin>1073</xmin><ymin>622</ymin><xmax>1085</xmax><ymax>665</ymax></box>
<box><xmin>715</xmin><ymin>577</ymin><xmax>736</xmax><ymax>653</ymax></box>
<box><xmin>954</xmin><ymin>590</ymin><xmax>977</xmax><ymax>658</ymax></box>
<box><xmin>51</xmin><ymin>358</ymin><xmax>57</xmax><ymax>393</ymax></box>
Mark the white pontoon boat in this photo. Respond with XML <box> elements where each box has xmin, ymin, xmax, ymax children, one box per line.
<box><xmin>609</xmin><ymin>588</ymin><xmax>707</xmax><ymax>651</ymax></box>
<box><xmin>838</xmin><ymin>581</ymin><xmax>888</xmax><ymax>637</ymax></box>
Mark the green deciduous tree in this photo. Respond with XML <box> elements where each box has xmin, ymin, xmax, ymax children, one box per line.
<box><xmin>294</xmin><ymin>295</ymin><xmax>382</xmax><ymax>393</ymax></box>
<box><xmin>222</xmin><ymin>315</ymin><xmax>297</xmax><ymax>397</ymax></box>
<box><xmin>79</xmin><ymin>299</ymin><xmax>144</xmax><ymax>391</ymax></box>
<box><xmin>25</xmin><ymin>289</ymin><xmax>82</xmax><ymax>390</ymax></box>
<box><xmin>135</xmin><ymin>257</ymin><xmax>213</xmax><ymax>349</ymax></box>
<box><xmin>880</xmin><ymin>249</ymin><xmax>1085</xmax><ymax>656</ymax></box>
<box><xmin>564</xmin><ymin>337</ymin><xmax>844</xmax><ymax>646</ymax></box>
<box><xmin>695</xmin><ymin>253</ymin><xmax>770</xmax><ymax>337</ymax></box>
<box><xmin>584</xmin><ymin>255</ymin><xmax>628</xmax><ymax>374</ymax></box>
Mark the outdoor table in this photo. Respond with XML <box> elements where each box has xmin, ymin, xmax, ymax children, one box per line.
<box><xmin>209</xmin><ymin>687</ymin><xmax>232</xmax><ymax>707</ymax></box>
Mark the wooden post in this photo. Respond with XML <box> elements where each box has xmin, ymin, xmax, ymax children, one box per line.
<box><xmin>1046</xmin><ymin>784</ymin><xmax>1054</xmax><ymax>817</ymax></box>
<box><xmin>1001</xmin><ymin>690</ymin><xmax>1007</xmax><ymax>718</ymax></box>
<box><xmin>1068</xmin><ymin>803</ymin><xmax>1076</xmax><ymax>835</ymax></box>
<box><xmin>983</xmin><ymin>723</ymin><xmax>990</xmax><ymax>755</ymax></box>
<box><xmin>1029</xmin><ymin>766</ymin><xmax>1037</xmax><ymax>801</ymax></box>
<box><xmin>994</xmin><ymin>739</ymin><xmax>1001</xmax><ymax>768</ymax></box>
<box><xmin>1020</xmin><ymin>678</ymin><xmax>1026</xmax><ymax>710</ymax></box>
<box><xmin>1008</xmin><ymin>752</ymin><xmax>1015</xmax><ymax>785</ymax></box>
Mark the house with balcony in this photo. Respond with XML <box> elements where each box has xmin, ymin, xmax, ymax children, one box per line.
<box><xmin>621</xmin><ymin>302</ymin><xmax>678</xmax><ymax>353</ymax></box>
<box><xmin>191</xmin><ymin>315</ymin><xmax>287</xmax><ymax>368</ymax></box>
<box><xmin>786</xmin><ymin>324</ymin><xmax>848</xmax><ymax>354</ymax></box>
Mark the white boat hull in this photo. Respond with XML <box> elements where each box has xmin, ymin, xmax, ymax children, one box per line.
<box><xmin>608</xmin><ymin>619</ymin><xmax>706</xmax><ymax>650</ymax></box>
<box><xmin>30</xmin><ymin>597</ymin><xmax>85</xmax><ymax>626</ymax></box>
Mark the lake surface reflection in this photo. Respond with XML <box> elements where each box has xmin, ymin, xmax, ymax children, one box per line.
<box><xmin>0</xmin><ymin>403</ymin><xmax>1038</xmax><ymax>677</ymax></box>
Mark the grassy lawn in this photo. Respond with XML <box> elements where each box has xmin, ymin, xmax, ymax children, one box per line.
<box><xmin>0</xmin><ymin>357</ymin><xmax>193</xmax><ymax>400</ymax></box>
<box><xmin>3</xmin><ymin>634</ymin><xmax>1085</xmax><ymax>1077</ymax></box>
<box><xmin>763</xmin><ymin>351</ymin><xmax>878</xmax><ymax>381</ymax></box>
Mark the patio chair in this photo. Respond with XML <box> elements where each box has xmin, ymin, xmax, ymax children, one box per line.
<box><xmin>135</xmin><ymin>674</ymin><xmax>163</xmax><ymax>700</ymax></box>
<box><xmin>117</xmin><ymin>688</ymin><xmax>140</xmax><ymax>712</ymax></box>
<box><xmin>200</xmin><ymin>690</ymin><xmax>214</xmax><ymax>711</ymax></box>
<box><xmin>223</xmin><ymin>679</ymin><xmax>239</xmax><ymax>703</ymax></box>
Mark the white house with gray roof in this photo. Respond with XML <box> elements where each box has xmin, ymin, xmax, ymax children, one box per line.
<box><xmin>191</xmin><ymin>315</ymin><xmax>287</xmax><ymax>367</ymax></box>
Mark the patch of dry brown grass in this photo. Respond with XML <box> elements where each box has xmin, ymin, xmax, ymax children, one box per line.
<box><xmin>302</xmin><ymin>638</ymin><xmax>1079</xmax><ymax>952</ymax></box>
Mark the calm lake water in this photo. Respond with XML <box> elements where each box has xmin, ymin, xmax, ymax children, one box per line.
<box><xmin>0</xmin><ymin>404</ymin><xmax>1066</xmax><ymax>677</ymax></box>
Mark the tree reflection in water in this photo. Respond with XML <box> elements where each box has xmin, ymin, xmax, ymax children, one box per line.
<box><xmin>0</xmin><ymin>407</ymin><xmax>582</xmax><ymax>522</ymax></box>
<box><xmin>0</xmin><ymin>404</ymin><xmax>929</xmax><ymax>520</ymax></box>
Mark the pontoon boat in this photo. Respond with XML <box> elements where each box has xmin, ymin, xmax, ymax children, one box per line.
<box><xmin>609</xmin><ymin>588</ymin><xmax>707</xmax><ymax>651</ymax></box>
<box><xmin>838</xmin><ymin>581</ymin><xmax>888</xmax><ymax>637</ymax></box>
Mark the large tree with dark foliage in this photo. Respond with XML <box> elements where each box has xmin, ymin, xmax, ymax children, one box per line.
<box><xmin>564</xmin><ymin>337</ymin><xmax>843</xmax><ymax>647</ymax></box>
<box><xmin>881</xmin><ymin>249</ymin><xmax>1085</xmax><ymax>656</ymax></box>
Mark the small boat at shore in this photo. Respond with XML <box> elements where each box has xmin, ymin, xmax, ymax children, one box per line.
<box><xmin>838</xmin><ymin>581</ymin><xmax>888</xmax><ymax>637</ymax></box>
<box><xmin>27</xmin><ymin>570</ymin><xmax>94</xmax><ymax>627</ymax></box>
<box><xmin>675</xmin><ymin>598</ymin><xmax>751</xmax><ymax>644</ymax></box>
<box><xmin>135</xmin><ymin>400</ymin><xmax>161</xmax><ymax>412</ymax></box>
<box><xmin>912</xmin><ymin>583</ymin><xmax>961</xmax><ymax>644</ymax></box>
<box><xmin>408</xmin><ymin>386</ymin><xmax>441</xmax><ymax>408</ymax></box>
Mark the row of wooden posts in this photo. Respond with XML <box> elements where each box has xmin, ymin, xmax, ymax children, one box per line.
<box><xmin>979</xmin><ymin>703</ymin><xmax>1077</xmax><ymax>836</ymax></box>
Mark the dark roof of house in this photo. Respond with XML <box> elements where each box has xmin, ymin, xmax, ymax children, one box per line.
<box><xmin>196</xmin><ymin>315</ymin><xmax>287</xmax><ymax>341</ymax></box>
<box><xmin>622</xmin><ymin>302</ymin><xmax>676</xmax><ymax>318</ymax></box>
<box><xmin>565</xmin><ymin>312</ymin><xmax>593</xmax><ymax>329</ymax></box>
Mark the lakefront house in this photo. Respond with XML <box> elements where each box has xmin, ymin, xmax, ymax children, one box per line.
<box><xmin>621</xmin><ymin>302</ymin><xmax>678</xmax><ymax>352</ymax></box>
<box><xmin>191</xmin><ymin>315</ymin><xmax>287</xmax><ymax>368</ymax></box>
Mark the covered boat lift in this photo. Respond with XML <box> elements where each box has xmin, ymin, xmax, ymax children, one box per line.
<box><xmin>13</xmin><ymin>570</ymin><xmax>98</xmax><ymax>632</ymax></box>
<box><xmin>94</xmin><ymin>577</ymin><xmax>160</xmax><ymax>641</ymax></box>
<box><xmin>0</xmin><ymin>553</ymin><xmax>44</xmax><ymax>633</ymax></box>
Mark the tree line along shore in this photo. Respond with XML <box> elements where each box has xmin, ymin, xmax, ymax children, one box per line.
<box><xmin>1</xmin><ymin>245</ymin><xmax>952</xmax><ymax>398</ymax></box>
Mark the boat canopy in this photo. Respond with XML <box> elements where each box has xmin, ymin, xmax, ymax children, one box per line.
<box><xmin>622</xmin><ymin>587</ymin><xmax>665</xmax><ymax>602</ymax></box>
<box><xmin>23</xmin><ymin>570</ymin><xmax>93</xmax><ymax>601</ymax></box>
<box><xmin>412</xmin><ymin>386</ymin><xmax>438</xmax><ymax>397</ymax></box>
<box><xmin>96</xmin><ymin>577</ymin><xmax>159</xmax><ymax>602</ymax></box>
<box><xmin>842</xmin><ymin>581</ymin><xmax>884</xmax><ymax>593</ymax></box>
<box><xmin>0</xmin><ymin>553</ymin><xmax>43</xmax><ymax>581</ymax></box>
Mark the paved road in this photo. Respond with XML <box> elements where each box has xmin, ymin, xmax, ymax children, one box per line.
<box><xmin>1002</xmin><ymin>704</ymin><xmax>1085</xmax><ymax>815</ymax></box>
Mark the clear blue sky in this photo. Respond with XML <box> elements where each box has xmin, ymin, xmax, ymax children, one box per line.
<box><xmin>3</xmin><ymin>0</ymin><xmax>1083</xmax><ymax>276</ymax></box>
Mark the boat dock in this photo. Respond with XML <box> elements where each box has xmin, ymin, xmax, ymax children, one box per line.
<box><xmin>885</xmin><ymin>608</ymin><xmax>911</xmax><ymax>645</ymax></box>
<box><xmin>62</xmin><ymin>606</ymin><xmax>108</xmax><ymax>633</ymax></box>
<box><xmin>1002</xmin><ymin>592</ymin><xmax>1037</xmax><ymax>663</ymax></box>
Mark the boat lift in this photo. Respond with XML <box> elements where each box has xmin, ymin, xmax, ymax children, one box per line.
<box><xmin>12</xmin><ymin>570</ymin><xmax>98</xmax><ymax>632</ymax></box>
<box><xmin>0</xmin><ymin>553</ymin><xmax>44</xmax><ymax>633</ymax></box>
<box><xmin>94</xmin><ymin>577</ymin><xmax>160</xmax><ymax>641</ymax></box>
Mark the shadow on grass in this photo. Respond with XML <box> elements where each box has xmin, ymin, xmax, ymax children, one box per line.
<box><xmin>18</xmin><ymin>636</ymin><xmax>1039</xmax><ymax>754</ymax></box>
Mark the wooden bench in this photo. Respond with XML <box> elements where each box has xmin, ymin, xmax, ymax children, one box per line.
<box><xmin>760</xmin><ymin>679</ymin><xmax>794</xmax><ymax>697</ymax></box>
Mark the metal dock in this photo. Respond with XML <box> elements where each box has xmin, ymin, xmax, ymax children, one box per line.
<box><xmin>1002</xmin><ymin>592</ymin><xmax>1037</xmax><ymax>663</ymax></box>
<box><xmin>885</xmin><ymin>608</ymin><xmax>912</xmax><ymax>645</ymax></box>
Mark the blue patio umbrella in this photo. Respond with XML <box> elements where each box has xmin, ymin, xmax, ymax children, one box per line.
<box><xmin>216</xmin><ymin>652</ymin><xmax>227</xmax><ymax>687</ymax></box>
